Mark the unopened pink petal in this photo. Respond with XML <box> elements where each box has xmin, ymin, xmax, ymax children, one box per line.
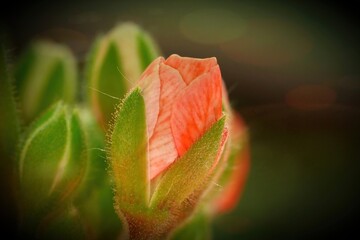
<box><xmin>149</xmin><ymin>63</ymin><xmax>187</xmax><ymax>179</ymax></box>
<box><xmin>165</xmin><ymin>54</ymin><xmax>218</xmax><ymax>85</ymax></box>
<box><xmin>171</xmin><ymin>65</ymin><xmax>223</xmax><ymax>156</ymax></box>
<box><xmin>137</xmin><ymin>57</ymin><xmax>163</xmax><ymax>138</ymax></box>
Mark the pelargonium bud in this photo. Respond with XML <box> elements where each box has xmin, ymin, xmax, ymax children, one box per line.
<box><xmin>86</xmin><ymin>22</ymin><xmax>160</xmax><ymax>130</ymax></box>
<box><xmin>108</xmin><ymin>54</ymin><xmax>228</xmax><ymax>239</ymax></box>
<box><xmin>17</xmin><ymin>102</ymin><xmax>87</xmax><ymax>237</ymax></box>
<box><xmin>14</xmin><ymin>41</ymin><xmax>77</xmax><ymax>124</ymax></box>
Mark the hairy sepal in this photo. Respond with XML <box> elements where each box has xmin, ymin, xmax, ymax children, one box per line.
<box><xmin>109</xmin><ymin>88</ymin><xmax>149</xmax><ymax>212</ymax></box>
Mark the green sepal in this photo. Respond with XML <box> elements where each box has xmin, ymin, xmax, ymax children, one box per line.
<box><xmin>215</xmin><ymin>139</ymin><xmax>244</xmax><ymax>194</ymax></box>
<box><xmin>150</xmin><ymin>116</ymin><xmax>226</xmax><ymax>210</ymax></box>
<box><xmin>14</xmin><ymin>41</ymin><xmax>77</xmax><ymax>124</ymax></box>
<box><xmin>109</xmin><ymin>88</ymin><xmax>149</xmax><ymax>211</ymax></box>
<box><xmin>18</xmin><ymin>102</ymin><xmax>87</xmax><ymax>232</ymax></box>
<box><xmin>202</xmin><ymin>120</ymin><xmax>249</xmax><ymax>214</ymax></box>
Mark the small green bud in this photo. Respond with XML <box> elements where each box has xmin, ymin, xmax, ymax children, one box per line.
<box><xmin>86</xmin><ymin>22</ymin><xmax>160</xmax><ymax>130</ymax></box>
<box><xmin>17</xmin><ymin>102</ymin><xmax>87</xmax><ymax>236</ymax></box>
<box><xmin>14</xmin><ymin>41</ymin><xmax>77</xmax><ymax>124</ymax></box>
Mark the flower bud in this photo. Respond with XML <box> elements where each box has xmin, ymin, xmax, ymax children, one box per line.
<box><xmin>17</xmin><ymin>102</ymin><xmax>87</xmax><ymax>236</ymax></box>
<box><xmin>86</xmin><ymin>22</ymin><xmax>160</xmax><ymax>130</ymax></box>
<box><xmin>14</xmin><ymin>41</ymin><xmax>77</xmax><ymax>124</ymax></box>
<box><xmin>108</xmin><ymin>55</ymin><xmax>228</xmax><ymax>239</ymax></box>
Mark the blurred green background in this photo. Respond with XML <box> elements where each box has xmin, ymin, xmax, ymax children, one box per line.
<box><xmin>1</xmin><ymin>0</ymin><xmax>359</xmax><ymax>239</ymax></box>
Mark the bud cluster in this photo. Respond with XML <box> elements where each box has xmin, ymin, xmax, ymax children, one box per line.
<box><xmin>0</xmin><ymin>22</ymin><xmax>249</xmax><ymax>240</ymax></box>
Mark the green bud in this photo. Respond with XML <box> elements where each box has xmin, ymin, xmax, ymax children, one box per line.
<box><xmin>108</xmin><ymin>89</ymin><xmax>226</xmax><ymax>240</ymax></box>
<box><xmin>17</xmin><ymin>102</ymin><xmax>87</xmax><ymax>236</ymax></box>
<box><xmin>14</xmin><ymin>41</ymin><xmax>77</xmax><ymax>124</ymax></box>
<box><xmin>109</xmin><ymin>89</ymin><xmax>148</xmax><ymax>209</ymax></box>
<box><xmin>86</xmin><ymin>22</ymin><xmax>160</xmax><ymax>130</ymax></box>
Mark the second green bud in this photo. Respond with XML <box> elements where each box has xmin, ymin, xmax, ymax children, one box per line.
<box><xmin>14</xmin><ymin>41</ymin><xmax>77</xmax><ymax>124</ymax></box>
<box><xmin>86</xmin><ymin>22</ymin><xmax>160</xmax><ymax>130</ymax></box>
<box><xmin>17</xmin><ymin>102</ymin><xmax>87</xmax><ymax>237</ymax></box>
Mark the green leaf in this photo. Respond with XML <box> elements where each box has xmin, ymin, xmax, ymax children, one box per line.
<box><xmin>150</xmin><ymin>116</ymin><xmax>226</xmax><ymax>210</ymax></box>
<box><xmin>14</xmin><ymin>41</ymin><xmax>77</xmax><ymax>124</ymax></box>
<box><xmin>18</xmin><ymin>102</ymin><xmax>87</xmax><ymax>232</ymax></box>
<box><xmin>109</xmin><ymin>88</ymin><xmax>149</xmax><ymax>211</ymax></box>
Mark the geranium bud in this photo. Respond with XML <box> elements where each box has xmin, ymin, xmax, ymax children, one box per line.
<box><xmin>86</xmin><ymin>22</ymin><xmax>160</xmax><ymax>130</ymax></box>
<box><xmin>17</xmin><ymin>102</ymin><xmax>87</xmax><ymax>236</ymax></box>
<box><xmin>14</xmin><ymin>41</ymin><xmax>77</xmax><ymax>124</ymax></box>
<box><xmin>108</xmin><ymin>54</ymin><xmax>228</xmax><ymax>239</ymax></box>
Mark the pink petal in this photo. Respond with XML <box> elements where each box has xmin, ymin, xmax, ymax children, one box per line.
<box><xmin>165</xmin><ymin>54</ymin><xmax>218</xmax><ymax>85</ymax></box>
<box><xmin>149</xmin><ymin>63</ymin><xmax>187</xmax><ymax>179</ymax></box>
<box><xmin>171</xmin><ymin>65</ymin><xmax>223</xmax><ymax>156</ymax></box>
<box><xmin>137</xmin><ymin>57</ymin><xmax>163</xmax><ymax>138</ymax></box>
